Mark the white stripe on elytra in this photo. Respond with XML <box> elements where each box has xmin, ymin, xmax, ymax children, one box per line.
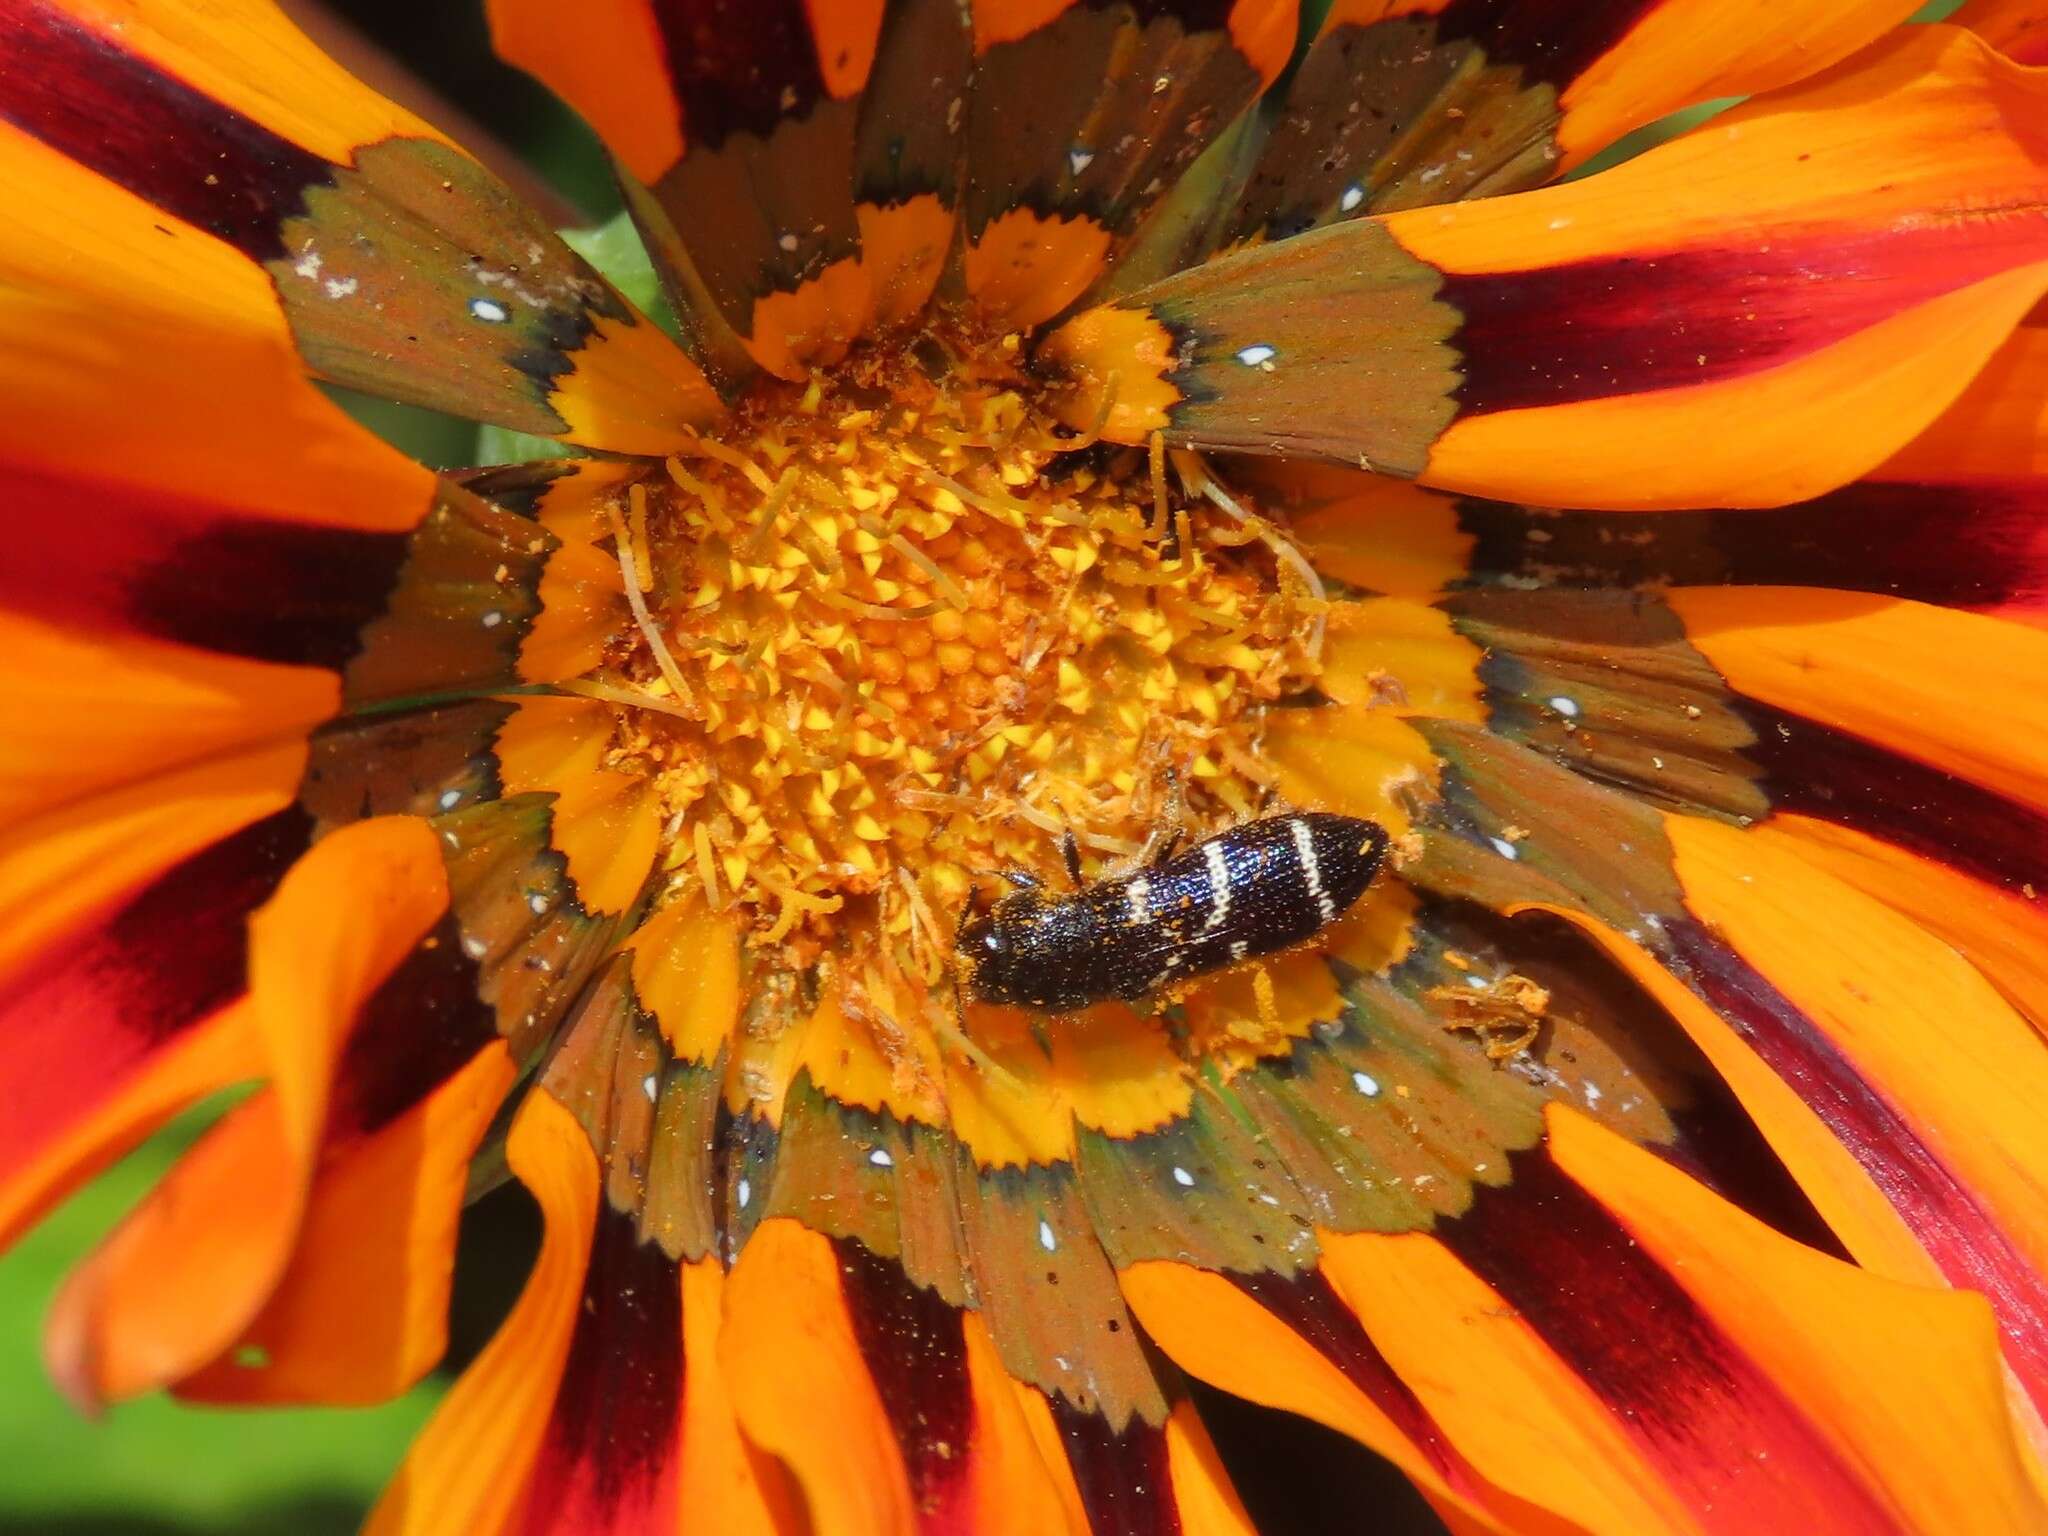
<box><xmin>1125</xmin><ymin>877</ymin><xmax>1151</xmax><ymax>925</ymax></box>
<box><xmin>1291</xmin><ymin>817</ymin><xmax>1336</xmax><ymax>922</ymax></box>
<box><xmin>1200</xmin><ymin>841</ymin><xmax>1232</xmax><ymax>933</ymax></box>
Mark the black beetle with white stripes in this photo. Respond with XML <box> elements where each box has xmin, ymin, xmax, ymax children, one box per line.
<box><xmin>955</xmin><ymin>812</ymin><xmax>1392</xmax><ymax>1013</ymax></box>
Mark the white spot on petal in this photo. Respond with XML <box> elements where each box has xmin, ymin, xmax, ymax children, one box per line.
<box><xmin>1489</xmin><ymin>837</ymin><xmax>1520</xmax><ymax>860</ymax></box>
<box><xmin>1038</xmin><ymin>1218</ymin><xmax>1058</xmax><ymax>1252</ymax></box>
<box><xmin>1069</xmin><ymin>147</ymin><xmax>1095</xmax><ymax>174</ymax></box>
<box><xmin>527</xmin><ymin>891</ymin><xmax>550</xmax><ymax>914</ymax></box>
<box><xmin>1235</xmin><ymin>343</ymin><xmax>1277</xmax><ymax>367</ymax></box>
<box><xmin>1339</xmin><ymin>184</ymin><xmax>1365</xmax><ymax>213</ymax></box>
<box><xmin>1352</xmin><ymin>1070</ymin><xmax>1380</xmax><ymax>1097</ymax></box>
<box><xmin>1549</xmin><ymin>695</ymin><xmax>1580</xmax><ymax>717</ymax></box>
<box><xmin>469</xmin><ymin>297</ymin><xmax>510</xmax><ymax>323</ymax></box>
<box><xmin>323</xmin><ymin>276</ymin><xmax>358</xmax><ymax>300</ymax></box>
<box><xmin>1171</xmin><ymin>1165</ymin><xmax>1195</xmax><ymax>1188</ymax></box>
<box><xmin>737</xmin><ymin>1178</ymin><xmax>752</xmax><ymax>1209</ymax></box>
<box><xmin>481</xmin><ymin>610</ymin><xmax>504</xmax><ymax>628</ymax></box>
<box><xmin>869</xmin><ymin>1148</ymin><xmax>894</xmax><ymax>1168</ymax></box>
<box><xmin>641</xmin><ymin>1073</ymin><xmax>659</xmax><ymax>1103</ymax></box>
<box><xmin>438</xmin><ymin>789</ymin><xmax>463</xmax><ymax>810</ymax></box>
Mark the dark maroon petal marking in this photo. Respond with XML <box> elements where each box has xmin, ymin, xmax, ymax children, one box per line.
<box><xmin>0</xmin><ymin>1</ymin><xmax>332</xmax><ymax>262</ymax></box>
<box><xmin>517</xmin><ymin>1204</ymin><xmax>682</xmax><ymax>1535</ymax></box>
<box><xmin>1439</xmin><ymin>1151</ymin><xmax>1898</xmax><ymax>1532</ymax></box>
<box><xmin>1662</xmin><ymin>919</ymin><xmax>2048</xmax><ymax>1415</ymax></box>
<box><xmin>1443</xmin><ymin>229</ymin><xmax>2046</xmax><ymax>416</ymax></box>
<box><xmin>1429</xmin><ymin>0</ymin><xmax>1658</xmax><ymax>92</ymax></box>
<box><xmin>1050</xmin><ymin>1398</ymin><xmax>1181</xmax><ymax>1536</ymax></box>
<box><xmin>1744</xmin><ymin>705</ymin><xmax>2048</xmax><ymax>899</ymax></box>
<box><xmin>8</xmin><ymin>466</ymin><xmax>409</xmax><ymax>671</ymax></box>
<box><xmin>648</xmin><ymin>0</ymin><xmax>829</xmax><ymax>149</ymax></box>
<box><xmin>1231</xmin><ymin>1269</ymin><xmax>1475</xmax><ymax>1491</ymax></box>
<box><xmin>833</xmin><ymin>1238</ymin><xmax>975</xmax><ymax>1527</ymax></box>
<box><xmin>323</xmin><ymin>914</ymin><xmax>499</xmax><ymax>1140</ymax></box>
<box><xmin>0</xmin><ymin>805</ymin><xmax>311</xmax><ymax>1186</ymax></box>
<box><xmin>1459</xmin><ymin>480</ymin><xmax>2048</xmax><ymax>616</ymax></box>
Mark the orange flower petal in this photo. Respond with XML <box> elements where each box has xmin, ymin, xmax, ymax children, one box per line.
<box><xmin>365</xmin><ymin>1087</ymin><xmax>600</xmax><ymax>1536</ymax></box>
<box><xmin>0</xmin><ymin>123</ymin><xmax>433</xmax><ymax>529</ymax></box>
<box><xmin>7</xmin><ymin>460</ymin><xmax>419</xmax><ymax>669</ymax></box>
<box><xmin>726</xmin><ymin>1217</ymin><xmax>1103</xmax><ymax>1533</ymax></box>
<box><xmin>0</xmin><ymin>611</ymin><xmax>335</xmax><ymax>832</ymax></box>
<box><xmin>1319</xmin><ymin>1229</ymin><xmax>1695</xmax><ymax>1536</ymax></box>
<box><xmin>485</xmin><ymin>0</ymin><xmax>683</xmax><ymax>184</ymax></box>
<box><xmin>1548</xmin><ymin>1104</ymin><xmax>2048</xmax><ymax>1533</ymax></box>
<box><xmin>1400</xmin><ymin>24</ymin><xmax>2048</xmax><ymax>506</ymax></box>
<box><xmin>1122</xmin><ymin>1260</ymin><xmax>1547</xmax><ymax>1534</ymax></box>
<box><xmin>1532</xmin><ymin>908</ymin><xmax>1945</xmax><ymax>1282</ymax></box>
<box><xmin>679</xmin><ymin>1258</ymin><xmax>804</xmax><ymax>1536</ymax></box>
<box><xmin>1666</xmin><ymin>815</ymin><xmax>2048</xmax><ymax>1399</ymax></box>
<box><xmin>1234</xmin><ymin>0</ymin><xmax>1920</xmax><ymax>237</ymax></box>
<box><xmin>1548</xmin><ymin>0</ymin><xmax>1927</xmax><ymax>167</ymax></box>
<box><xmin>1327</xmin><ymin>1151</ymin><xmax>1920</xmax><ymax>1536</ymax></box>
<box><xmin>177</xmin><ymin>1041</ymin><xmax>517</xmax><ymax>1405</ymax></box>
<box><xmin>43</xmin><ymin>817</ymin><xmax>449</xmax><ymax>1406</ymax></box>
<box><xmin>1422</xmin><ymin>261</ymin><xmax>2048</xmax><ymax>510</ymax></box>
<box><xmin>1047</xmin><ymin>27</ymin><xmax>2048</xmax><ymax>508</ymax></box>
<box><xmin>1956</xmin><ymin>0</ymin><xmax>2048</xmax><ymax>64</ymax></box>
<box><xmin>0</xmin><ymin>768</ymin><xmax>308</xmax><ymax>1251</ymax></box>
<box><xmin>2</xmin><ymin>1</ymin><xmax>718</xmax><ymax>450</ymax></box>
<box><xmin>723</xmin><ymin>1218</ymin><xmax>920</xmax><ymax>1536</ymax></box>
<box><xmin>513</xmin><ymin>1203</ymin><xmax>686</xmax><ymax>1533</ymax></box>
<box><xmin>1162</xmin><ymin>1398</ymin><xmax>1259</xmax><ymax>1536</ymax></box>
<box><xmin>1763</xmin><ymin>814</ymin><xmax>2048</xmax><ymax>1038</ymax></box>
<box><xmin>1666</xmin><ymin>588</ymin><xmax>2048</xmax><ymax>809</ymax></box>
<box><xmin>1878</xmin><ymin>323</ymin><xmax>2048</xmax><ymax>483</ymax></box>
<box><xmin>0</xmin><ymin>1003</ymin><xmax>253</xmax><ymax>1257</ymax></box>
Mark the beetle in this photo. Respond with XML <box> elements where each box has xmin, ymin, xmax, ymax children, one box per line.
<box><xmin>955</xmin><ymin>812</ymin><xmax>1391</xmax><ymax>1013</ymax></box>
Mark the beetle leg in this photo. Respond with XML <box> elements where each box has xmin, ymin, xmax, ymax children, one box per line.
<box><xmin>967</xmin><ymin>867</ymin><xmax>1040</xmax><ymax>892</ymax></box>
<box><xmin>1141</xmin><ymin>765</ymin><xmax>1188</xmax><ymax>867</ymax></box>
<box><xmin>1061</xmin><ymin>828</ymin><xmax>1083</xmax><ymax>888</ymax></box>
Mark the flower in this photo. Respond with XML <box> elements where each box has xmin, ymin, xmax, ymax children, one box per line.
<box><xmin>4</xmin><ymin>0</ymin><xmax>2048</xmax><ymax>1531</ymax></box>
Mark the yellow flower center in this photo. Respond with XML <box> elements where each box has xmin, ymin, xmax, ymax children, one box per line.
<box><xmin>601</xmin><ymin>317</ymin><xmax>1327</xmax><ymax>997</ymax></box>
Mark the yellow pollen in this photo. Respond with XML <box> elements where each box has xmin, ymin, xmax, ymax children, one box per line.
<box><xmin>588</xmin><ymin>315</ymin><xmax>1328</xmax><ymax>1012</ymax></box>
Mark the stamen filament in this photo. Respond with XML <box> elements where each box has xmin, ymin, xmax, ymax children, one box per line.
<box><xmin>605</xmin><ymin>499</ymin><xmax>699</xmax><ymax>711</ymax></box>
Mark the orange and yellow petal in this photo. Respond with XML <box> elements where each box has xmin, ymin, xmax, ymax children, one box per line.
<box><xmin>1</xmin><ymin>0</ymin><xmax>718</xmax><ymax>450</ymax></box>
<box><xmin>43</xmin><ymin>817</ymin><xmax>449</xmax><ymax>1406</ymax></box>
<box><xmin>1228</xmin><ymin>0</ymin><xmax>1922</xmax><ymax>238</ymax></box>
<box><xmin>1046</xmin><ymin>26</ymin><xmax>2048</xmax><ymax>509</ymax></box>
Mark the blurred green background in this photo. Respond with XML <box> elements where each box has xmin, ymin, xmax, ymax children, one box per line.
<box><xmin>1</xmin><ymin>1</ymin><xmax>1962</xmax><ymax>1531</ymax></box>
